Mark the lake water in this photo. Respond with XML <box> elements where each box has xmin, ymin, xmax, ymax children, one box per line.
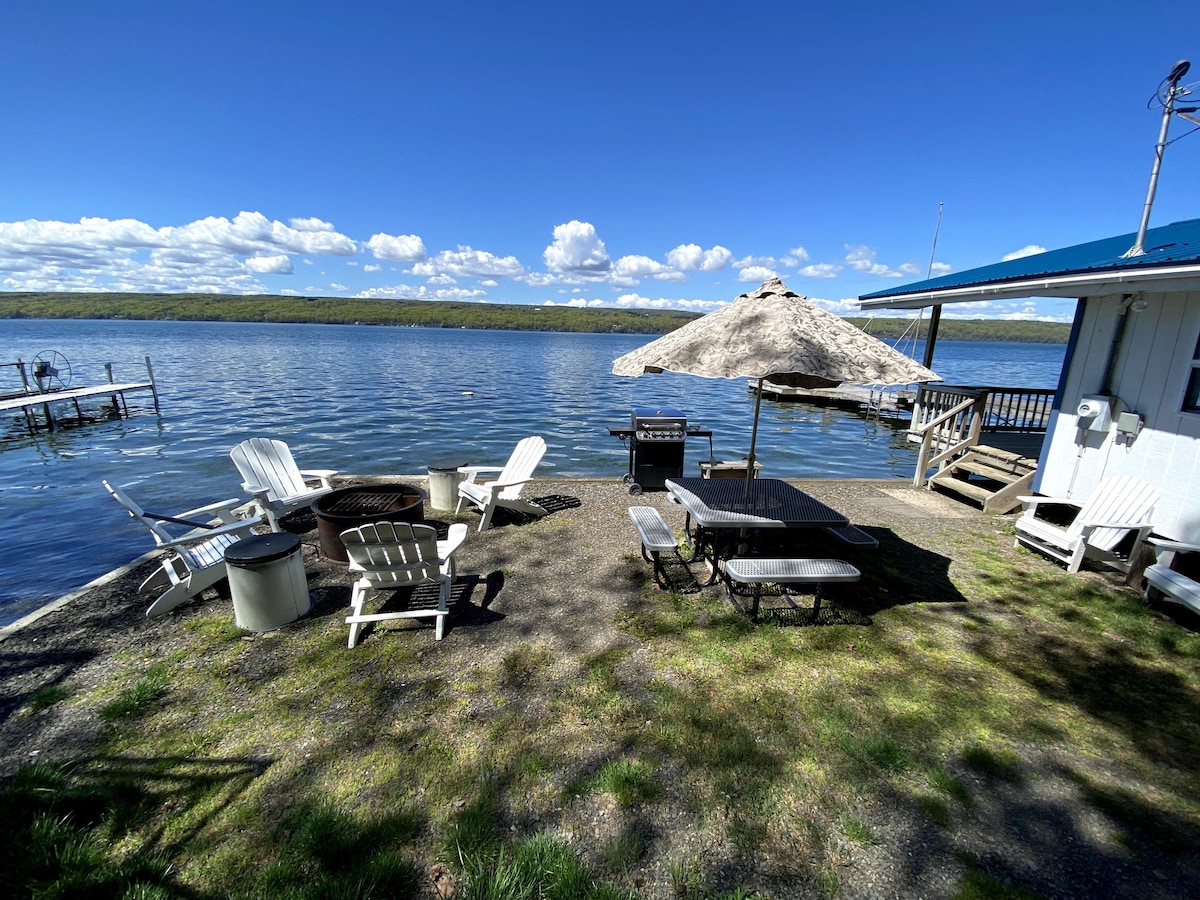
<box><xmin>0</xmin><ymin>319</ymin><xmax>1067</xmax><ymax>625</ymax></box>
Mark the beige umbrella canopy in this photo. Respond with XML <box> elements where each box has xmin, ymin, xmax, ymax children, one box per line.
<box><xmin>612</xmin><ymin>277</ymin><xmax>940</xmax><ymax>488</ymax></box>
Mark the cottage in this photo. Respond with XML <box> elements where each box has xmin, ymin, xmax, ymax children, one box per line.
<box><xmin>859</xmin><ymin>217</ymin><xmax>1200</xmax><ymax>544</ymax></box>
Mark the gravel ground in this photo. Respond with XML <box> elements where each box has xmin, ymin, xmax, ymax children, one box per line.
<box><xmin>1</xmin><ymin>476</ymin><xmax>1197</xmax><ymax>899</ymax></box>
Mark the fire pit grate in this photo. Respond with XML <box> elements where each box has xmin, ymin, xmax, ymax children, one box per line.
<box><xmin>311</xmin><ymin>484</ymin><xmax>427</xmax><ymax>562</ymax></box>
<box><xmin>324</xmin><ymin>489</ymin><xmax>422</xmax><ymax>516</ymax></box>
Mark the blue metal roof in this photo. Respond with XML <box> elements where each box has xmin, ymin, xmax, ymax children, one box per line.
<box><xmin>860</xmin><ymin>217</ymin><xmax>1200</xmax><ymax>302</ymax></box>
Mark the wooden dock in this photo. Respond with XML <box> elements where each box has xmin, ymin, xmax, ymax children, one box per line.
<box><xmin>749</xmin><ymin>380</ymin><xmax>915</xmax><ymax>419</ymax></box>
<box><xmin>1</xmin><ymin>357</ymin><xmax>160</xmax><ymax>434</ymax></box>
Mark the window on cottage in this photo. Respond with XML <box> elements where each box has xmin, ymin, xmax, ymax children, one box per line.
<box><xmin>1185</xmin><ymin>331</ymin><xmax>1200</xmax><ymax>412</ymax></box>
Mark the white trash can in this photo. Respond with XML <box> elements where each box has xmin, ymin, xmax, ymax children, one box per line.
<box><xmin>427</xmin><ymin>456</ymin><xmax>468</xmax><ymax>512</ymax></box>
<box><xmin>224</xmin><ymin>533</ymin><xmax>311</xmax><ymax>632</ymax></box>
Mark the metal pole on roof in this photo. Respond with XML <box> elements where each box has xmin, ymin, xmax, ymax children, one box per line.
<box><xmin>1125</xmin><ymin>60</ymin><xmax>1192</xmax><ymax>257</ymax></box>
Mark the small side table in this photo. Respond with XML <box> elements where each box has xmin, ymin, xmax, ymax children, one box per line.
<box><xmin>224</xmin><ymin>533</ymin><xmax>311</xmax><ymax>632</ymax></box>
<box><xmin>427</xmin><ymin>456</ymin><xmax>469</xmax><ymax>512</ymax></box>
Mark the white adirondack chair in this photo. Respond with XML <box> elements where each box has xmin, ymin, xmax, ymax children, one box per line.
<box><xmin>1144</xmin><ymin>537</ymin><xmax>1200</xmax><ymax>616</ymax></box>
<box><xmin>455</xmin><ymin>435</ymin><xmax>548</xmax><ymax>532</ymax></box>
<box><xmin>102</xmin><ymin>479</ymin><xmax>263</xmax><ymax>617</ymax></box>
<box><xmin>340</xmin><ymin>521</ymin><xmax>469</xmax><ymax>645</ymax></box>
<box><xmin>230</xmin><ymin>437</ymin><xmax>337</xmax><ymax>531</ymax></box>
<box><xmin>1014</xmin><ymin>474</ymin><xmax>1158</xmax><ymax>574</ymax></box>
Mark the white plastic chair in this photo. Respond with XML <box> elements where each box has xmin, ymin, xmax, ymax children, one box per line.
<box><xmin>455</xmin><ymin>435</ymin><xmax>547</xmax><ymax>532</ymax></box>
<box><xmin>340</xmin><ymin>521</ymin><xmax>469</xmax><ymax>645</ymax></box>
<box><xmin>1014</xmin><ymin>474</ymin><xmax>1158</xmax><ymax>574</ymax></box>
<box><xmin>230</xmin><ymin>437</ymin><xmax>337</xmax><ymax>531</ymax></box>
<box><xmin>1144</xmin><ymin>537</ymin><xmax>1200</xmax><ymax>615</ymax></box>
<box><xmin>102</xmin><ymin>479</ymin><xmax>263</xmax><ymax>617</ymax></box>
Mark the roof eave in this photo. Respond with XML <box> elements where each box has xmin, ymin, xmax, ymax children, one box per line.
<box><xmin>858</xmin><ymin>263</ymin><xmax>1200</xmax><ymax>311</ymax></box>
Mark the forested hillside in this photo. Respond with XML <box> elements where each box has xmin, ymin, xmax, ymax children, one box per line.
<box><xmin>0</xmin><ymin>292</ymin><xmax>1072</xmax><ymax>342</ymax></box>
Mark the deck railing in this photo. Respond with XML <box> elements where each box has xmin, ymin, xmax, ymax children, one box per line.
<box><xmin>908</xmin><ymin>385</ymin><xmax>1055</xmax><ymax>486</ymax></box>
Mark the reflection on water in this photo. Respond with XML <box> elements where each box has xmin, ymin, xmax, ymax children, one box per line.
<box><xmin>0</xmin><ymin>320</ymin><xmax>1066</xmax><ymax>624</ymax></box>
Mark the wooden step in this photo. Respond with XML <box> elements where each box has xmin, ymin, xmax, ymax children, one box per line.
<box><xmin>949</xmin><ymin>458</ymin><xmax>1024</xmax><ymax>483</ymax></box>
<box><xmin>930</xmin><ymin>477</ymin><xmax>996</xmax><ymax>505</ymax></box>
<box><xmin>926</xmin><ymin>443</ymin><xmax>1040</xmax><ymax>515</ymax></box>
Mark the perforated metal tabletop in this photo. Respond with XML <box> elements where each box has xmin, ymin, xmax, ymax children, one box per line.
<box><xmin>664</xmin><ymin>477</ymin><xmax>849</xmax><ymax>529</ymax></box>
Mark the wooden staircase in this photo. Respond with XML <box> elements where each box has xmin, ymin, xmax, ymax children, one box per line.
<box><xmin>928</xmin><ymin>445</ymin><xmax>1037</xmax><ymax>514</ymax></box>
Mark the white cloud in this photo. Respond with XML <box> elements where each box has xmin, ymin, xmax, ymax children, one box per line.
<box><xmin>798</xmin><ymin>263</ymin><xmax>841</xmax><ymax>279</ymax></box>
<box><xmin>929</xmin><ymin>262</ymin><xmax>952</xmax><ymax>277</ymax></box>
<box><xmin>543</xmin><ymin>220</ymin><xmax>611</xmax><ymax>274</ymax></box>
<box><xmin>666</xmin><ymin>243</ymin><xmax>733</xmax><ymax>272</ymax></box>
<box><xmin>366</xmin><ymin>232</ymin><xmax>427</xmax><ymax>262</ymax></box>
<box><xmin>544</xmin><ymin>297</ymin><xmax>604</xmax><ymax>308</ymax></box>
<box><xmin>1002</xmin><ymin>244</ymin><xmax>1047</xmax><ymax>261</ymax></box>
<box><xmin>166</xmin><ymin>211</ymin><xmax>358</xmax><ymax>256</ymax></box>
<box><xmin>363</xmin><ymin>263</ymin><xmax>381</xmax><ymax>273</ymax></box>
<box><xmin>613</xmin><ymin>255</ymin><xmax>667</xmax><ymax>278</ymax></box>
<box><xmin>289</xmin><ymin>216</ymin><xmax>338</xmax><ymax>232</ymax></box>
<box><xmin>329</xmin><ymin>282</ymin><xmax>348</xmax><ymax>291</ymax></box>
<box><xmin>244</xmin><ymin>255</ymin><xmax>293</xmax><ymax>274</ymax></box>
<box><xmin>356</xmin><ymin>283</ymin><xmax>488</xmax><ymax>301</ymax></box>
<box><xmin>614</xmin><ymin>292</ymin><xmax>726</xmax><ymax>312</ymax></box>
<box><xmin>810</xmin><ymin>296</ymin><xmax>865</xmax><ymax>316</ymax></box>
<box><xmin>411</xmin><ymin>245</ymin><xmax>523</xmax><ymax>279</ymax></box>
<box><xmin>737</xmin><ymin>265</ymin><xmax>776</xmax><ymax>283</ymax></box>
<box><xmin>941</xmin><ymin>298</ymin><xmax>1071</xmax><ymax>322</ymax></box>
<box><xmin>782</xmin><ymin>246</ymin><xmax>810</xmax><ymax>266</ymax></box>
<box><xmin>0</xmin><ymin>212</ymin><xmax>361</xmax><ymax>294</ymax></box>
<box><xmin>843</xmin><ymin>244</ymin><xmax>905</xmax><ymax>278</ymax></box>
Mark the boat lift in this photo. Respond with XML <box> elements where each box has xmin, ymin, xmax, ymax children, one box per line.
<box><xmin>0</xmin><ymin>353</ymin><xmax>161</xmax><ymax>435</ymax></box>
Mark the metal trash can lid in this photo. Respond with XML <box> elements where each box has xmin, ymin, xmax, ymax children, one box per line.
<box><xmin>224</xmin><ymin>532</ymin><xmax>301</xmax><ymax>566</ymax></box>
<box><xmin>428</xmin><ymin>456</ymin><xmax>468</xmax><ymax>472</ymax></box>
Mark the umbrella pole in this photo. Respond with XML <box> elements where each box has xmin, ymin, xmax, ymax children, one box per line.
<box><xmin>745</xmin><ymin>378</ymin><xmax>764</xmax><ymax>497</ymax></box>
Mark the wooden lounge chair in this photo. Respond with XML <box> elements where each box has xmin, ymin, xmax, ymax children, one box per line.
<box><xmin>1014</xmin><ymin>474</ymin><xmax>1158</xmax><ymax>574</ymax></box>
<box><xmin>340</xmin><ymin>521</ymin><xmax>469</xmax><ymax>645</ymax></box>
<box><xmin>230</xmin><ymin>437</ymin><xmax>337</xmax><ymax>532</ymax></box>
<box><xmin>455</xmin><ymin>435</ymin><xmax>548</xmax><ymax>532</ymax></box>
<box><xmin>102</xmin><ymin>479</ymin><xmax>263</xmax><ymax>617</ymax></box>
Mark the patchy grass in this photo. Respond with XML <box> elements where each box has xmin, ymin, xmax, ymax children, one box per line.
<box><xmin>3</xmin><ymin>502</ymin><xmax>1200</xmax><ymax>898</ymax></box>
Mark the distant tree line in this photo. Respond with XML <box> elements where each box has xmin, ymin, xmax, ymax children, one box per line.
<box><xmin>0</xmin><ymin>292</ymin><xmax>1072</xmax><ymax>342</ymax></box>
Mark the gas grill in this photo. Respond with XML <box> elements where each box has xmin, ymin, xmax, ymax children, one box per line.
<box><xmin>633</xmin><ymin>406</ymin><xmax>687</xmax><ymax>443</ymax></box>
<box><xmin>608</xmin><ymin>407</ymin><xmax>713</xmax><ymax>493</ymax></box>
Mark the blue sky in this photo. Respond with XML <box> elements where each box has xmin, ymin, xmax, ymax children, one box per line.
<box><xmin>2</xmin><ymin>2</ymin><xmax>1196</xmax><ymax>322</ymax></box>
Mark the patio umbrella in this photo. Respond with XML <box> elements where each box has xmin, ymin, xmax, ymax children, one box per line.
<box><xmin>612</xmin><ymin>277</ymin><xmax>941</xmax><ymax>493</ymax></box>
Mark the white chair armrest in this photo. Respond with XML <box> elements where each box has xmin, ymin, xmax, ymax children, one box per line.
<box><xmin>300</xmin><ymin>469</ymin><xmax>337</xmax><ymax>485</ymax></box>
<box><xmin>1017</xmin><ymin>495</ymin><xmax>1080</xmax><ymax>511</ymax></box>
<box><xmin>488</xmin><ymin>477</ymin><xmax>534</xmax><ymax>491</ymax></box>
<box><xmin>159</xmin><ymin>516</ymin><xmax>264</xmax><ymax>549</ymax></box>
<box><xmin>438</xmin><ymin>523</ymin><xmax>469</xmax><ymax>560</ymax></box>
<box><xmin>458</xmin><ymin>465</ymin><xmax>503</xmax><ymax>485</ymax></box>
<box><xmin>1147</xmin><ymin>538</ymin><xmax>1200</xmax><ymax>554</ymax></box>
<box><xmin>178</xmin><ymin>497</ymin><xmax>249</xmax><ymax>519</ymax></box>
<box><xmin>1080</xmin><ymin>519</ymin><xmax>1154</xmax><ymax>532</ymax></box>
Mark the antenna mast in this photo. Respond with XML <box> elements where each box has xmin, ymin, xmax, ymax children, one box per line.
<box><xmin>1125</xmin><ymin>59</ymin><xmax>1194</xmax><ymax>257</ymax></box>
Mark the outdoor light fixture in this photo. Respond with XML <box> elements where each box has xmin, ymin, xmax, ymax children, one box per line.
<box><xmin>1125</xmin><ymin>59</ymin><xmax>1196</xmax><ymax>257</ymax></box>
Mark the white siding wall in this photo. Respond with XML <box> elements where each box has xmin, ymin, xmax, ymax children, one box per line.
<box><xmin>1038</xmin><ymin>290</ymin><xmax>1200</xmax><ymax>542</ymax></box>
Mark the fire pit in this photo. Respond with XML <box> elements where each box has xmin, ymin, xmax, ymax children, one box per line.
<box><xmin>311</xmin><ymin>484</ymin><xmax>426</xmax><ymax>563</ymax></box>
